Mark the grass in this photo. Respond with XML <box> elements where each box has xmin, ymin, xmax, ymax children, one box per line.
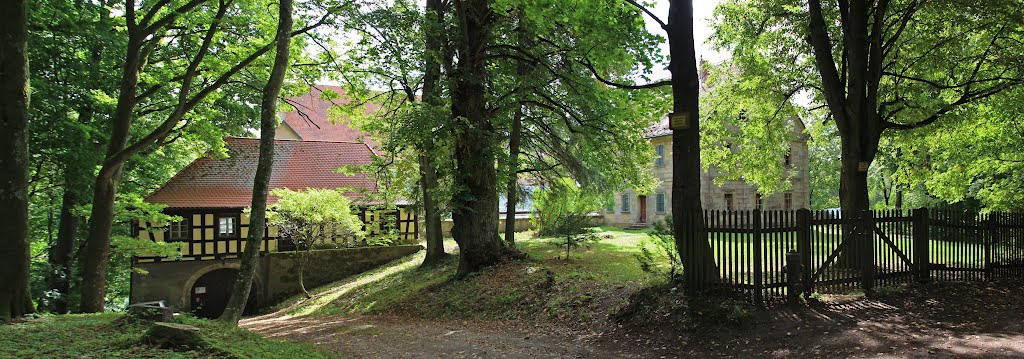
<box><xmin>0</xmin><ymin>313</ymin><xmax>330</xmax><ymax>359</ymax></box>
<box><xmin>268</xmin><ymin>227</ymin><xmax>663</xmax><ymax>324</ymax></box>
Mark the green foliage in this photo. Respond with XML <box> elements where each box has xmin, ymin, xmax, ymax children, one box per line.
<box><xmin>807</xmin><ymin>117</ymin><xmax>841</xmax><ymax>210</ymax></box>
<box><xmin>547</xmin><ymin>213</ymin><xmax>601</xmax><ymax>260</ymax></box>
<box><xmin>889</xmin><ymin>86</ymin><xmax>1024</xmax><ymax>211</ymax></box>
<box><xmin>267</xmin><ymin>188</ymin><xmax>365</xmax><ymax>249</ymax></box>
<box><xmin>635</xmin><ymin>220</ymin><xmax>683</xmax><ymax>281</ymax></box>
<box><xmin>530</xmin><ymin>178</ymin><xmax>603</xmax><ymax>237</ymax></box>
<box><xmin>700</xmin><ymin>61</ymin><xmax>802</xmax><ymax>195</ymax></box>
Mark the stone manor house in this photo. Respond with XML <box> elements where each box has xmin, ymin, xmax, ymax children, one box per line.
<box><xmin>602</xmin><ymin>116</ymin><xmax>811</xmax><ymax>227</ymax></box>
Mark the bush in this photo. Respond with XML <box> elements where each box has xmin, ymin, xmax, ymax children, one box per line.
<box><xmin>635</xmin><ymin>219</ymin><xmax>683</xmax><ymax>281</ymax></box>
<box><xmin>546</xmin><ymin>212</ymin><xmax>601</xmax><ymax>260</ymax></box>
<box><xmin>530</xmin><ymin>177</ymin><xmax>603</xmax><ymax>237</ymax></box>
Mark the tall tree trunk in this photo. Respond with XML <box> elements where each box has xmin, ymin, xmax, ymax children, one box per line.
<box><xmin>419</xmin><ymin>154</ymin><xmax>446</xmax><ymax>265</ymax></box>
<box><xmin>219</xmin><ymin>0</ymin><xmax>292</xmax><ymax>324</ymax></box>
<box><xmin>44</xmin><ymin>182</ymin><xmax>79</xmax><ymax>314</ymax></box>
<box><xmin>450</xmin><ymin>0</ymin><xmax>503</xmax><ymax>277</ymax></box>
<box><xmin>419</xmin><ymin>0</ymin><xmax>447</xmax><ymax>267</ymax></box>
<box><xmin>79</xmin><ymin>33</ymin><xmax>144</xmax><ymax>312</ymax></box>
<box><xmin>504</xmin><ymin>109</ymin><xmax>522</xmax><ymax>248</ymax></box>
<box><xmin>667</xmin><ymin>0</ymin><xmax>718</xmax><ymax>289</ymax></box>
<box><xmin>0</xmin><ymin>0</ymin><xmax>35</xmax><ymax>321</ymax></box>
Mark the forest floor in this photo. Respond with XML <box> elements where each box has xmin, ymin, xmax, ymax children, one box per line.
<box><xmin>1</xmin><ymin>313</ymin><xmax>331</xmax><ymax>358</ymax></box>
<box><xmin>241</xmin><ymin>228</ymin><xmax>1024</xmax><ymax>358</ymax></box>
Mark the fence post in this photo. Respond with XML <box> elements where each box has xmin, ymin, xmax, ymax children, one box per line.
<box><xmin>753</xmin><ymin>209</ymin><xmax>763</xmax><ymax>307</ymax></box>
<box><xmin>860</xmin><ymin>210</ymin><xmax>875</xmax><ymax>293</ymax></box>
<box><xmin>913</xmin><ymin>208</ymin><xmax>930</xmax><ymax>283</ymax></box>
<box><xmin>985</xmin><ymin>213</ymin><xmax>995</xmax><ymax>281</ymax></box>
<box><xmin>786</xmin><ymin>250</ymin><xmax>802</xmax><ymax>306</ymax></box>
<box><xmin>796</xmin><ymin>208</ymin><xmax>812</xmax><ymax>297</ymax></box>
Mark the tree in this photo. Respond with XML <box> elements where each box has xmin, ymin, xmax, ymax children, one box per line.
<box><xmin>28</xmin><ymin>0</ymin><xmax>119</xmax><ymax>314</ymax></box>
<box><xmin>713</xmin><ymin>0</ymin><xmax>1024</xmax><ymax>217</ymax></box>
<box><xmin>891</xmin><ymin>86</ymin><xmax>1024</xmax><ymax>211</ymax></box>
<box><xmin>592</xmin><ymin>0</ymin><xmax>720</xmax><ymax>288</ymax></box>
<box><xmin>418</xmin><ymin>0</ymin><xmax>449</xmax><ymax>266</ymax></box>
<box><xmin>713</xmin><ymin>0</ymin><xmax>1024</xmax><ymax>270</ymax></box>
<box><xmin>79</xmin><ymin>0</ymin><xmax>336</xmax><ymax>312</ymax></box>
<box><xmin>340</xmin><ymin>0</ymin><xmax>665</xmax><ymax>277</ymax></box>
<box><xmin>267</xmin><ymin>188</ymin><xmax>365</xmax><ymax>297</ymax></box>
<box><xmin>220</xmin><ymin>0</ymin><xmax>293</xmax><ymax>325</ymax></box>
<box><xmin>448</xmin><ymin>0</ymin><xmax>504</xmax><ymax>277</ymax></box>
<box><xmin>0</xmin><ymin>0</ymin><xmax>34</xmax><ymax>321</ymax></box>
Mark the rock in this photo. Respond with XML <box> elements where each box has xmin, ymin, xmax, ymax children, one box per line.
<box><xmin>127</xmin><ymin>301</ymin><xmax>174</xmax><ymax>322</ymax></box>
<box><xmin>142</xmin><ymin>322</ymin><xmax>208</xmax><ymax>350</ymax></box>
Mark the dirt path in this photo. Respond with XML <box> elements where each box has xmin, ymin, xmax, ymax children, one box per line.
<box><xmin>243</xmin><ymin>314</ymin><xmax>631</xmax><ymax>358</ymax></box>
<box><xmin>616</xmin><ymin>281</ymin><xmax>1024</xmax><ymax>358</ymax></box>
<box><xmin>243</xmin><ymin>281</ymin><xmax>1024</xmax><ymax>358</ymax></box>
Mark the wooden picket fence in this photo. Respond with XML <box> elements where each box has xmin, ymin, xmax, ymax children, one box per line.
<box><xmin>683</xmin><ymin>208</ymin><xmax>1024</xmax><ymax>305</ymax></box>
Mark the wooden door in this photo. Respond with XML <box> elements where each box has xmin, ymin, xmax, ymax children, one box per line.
<box><xmin>638</xmin><ymin>195</ymin><xmax>647</xmax><ymax>223</ymax></box>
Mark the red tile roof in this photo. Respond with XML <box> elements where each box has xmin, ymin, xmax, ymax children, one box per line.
<box><xmin>146</xmin><ymin>137</ymin><xmax>378</xmax><ymax>209</ymax></box>
<box><xmin>281</xmin><ymin>85</ymin><xmax>380</xmax><ymax>147</ymax></box>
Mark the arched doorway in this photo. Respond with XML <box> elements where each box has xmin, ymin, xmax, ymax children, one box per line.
<box><xmin>190</xmin><ymin>268</ymin><xmax>258</xmax><ymax>319</ymax></box>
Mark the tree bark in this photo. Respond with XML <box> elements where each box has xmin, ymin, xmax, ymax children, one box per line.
<box><xmin>504</xmin><ymin>108</ymin><xmax>522</xmax><ymax>248</ymax></box>
<box><xmin>44</xmin><ymin>183</ymin><xmax>79</xmax><ymax>314</ymax></box>
<box><xmin>219</xmin><ymin>0</ymin><xmax>292</xmax><ymax>325</ymax></box>
<box><xmin>419</xmin><ymin>154</ymin><xmax>446</xmax><ymax>265</ymax></box>
<box><xmin>419</xmin><ymin>0</ymin><xmax>447</xmax><ymax>267</ymax></box>
<box><xmin>79</xmin><ymin>31</ymin><xmax>144</xmax><ymax>312</ymax></box>
<box><xmin>450</xmin><ymin>0</ymin><xmax>503</xmax><ymax>277</ymax></box>
<box><xmin>667</xmin><ymin>0</ymin><xmax>719</xmax><ymax>290</ymax></box>
<box><xmin>806</xmin><ymin>0</ymin><xmax>882</xmax><ymax>271</ymax></box>
<box><xmin>0</xmin><ymin>0</ymin><xmax>35</xmax><ymax>321</ymax></box>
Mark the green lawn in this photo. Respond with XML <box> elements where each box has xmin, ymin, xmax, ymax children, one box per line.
<box><xmin>277</xmin><ymin>226</ymin><xmax>664</xmax><ymax>321</ymax></box>
<box><xmin>0</xmin><ymin>313</ymin><xmax>330</xmax><ymax>359</ymax></box>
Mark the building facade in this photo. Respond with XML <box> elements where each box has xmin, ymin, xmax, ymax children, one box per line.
<box><xmin>131</xmin><ymin>86</ymin><xmax>421</xmax><ymax>318</ymax></box>
<box><xmin>603</xmin><ymin>116</ymin><xmax>811</xmax><ymax>227</ymax></box>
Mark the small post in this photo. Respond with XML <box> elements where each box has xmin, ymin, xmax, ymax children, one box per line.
<box><xmin>786</xmin><ymin>249</ymin><xmax>802</xmax><ymax>306</ymax></box>
<box><xmin>985</xmin><ymin>213</ymin><xmax>995</xmax><ymax>281</ymax></box>
<box><xmin>753</xmin><ymin>209</ymin><xmax>763</xmax><ymax>307</ymax></box>
<box><xmin>796</xmin><ymin>209</ymin><xmax>812</xmax><ymax>297</ymax></box>
<box><xmin>913</xmin><ymin>208</ymin><xmax>930</xmax><ymax>283</ymax></box>
<box><xmin>860</xmin><ymin>210</ymin><xmax>875</xmax><ymax>293</ymax></box>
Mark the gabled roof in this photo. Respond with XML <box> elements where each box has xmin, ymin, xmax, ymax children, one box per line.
<box><xmin>146</xmin><ymin>137</ymin><xmax>377</xmax><ymax>209</ymax></box>
<box><xmin>280</xmin><ymin>85</ymin><xmax>380</xmax><ymax>147</ymax></box>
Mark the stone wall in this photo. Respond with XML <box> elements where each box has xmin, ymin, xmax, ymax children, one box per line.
<box><xmin>262</xmin><ymin>245</ymin><xmax>422</xmax><ymax>303</ymax></box>
<box><xmin>130</xmin><ymin>245</ymin><xmax>422</xmax><ymax>312</ymax></box>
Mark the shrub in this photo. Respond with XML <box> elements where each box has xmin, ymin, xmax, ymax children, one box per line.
<box><xmin>635</xmin><ymin>219</ymin><xmax>683</xmax><ymax>281</ymax></box>
<box><xmin>530</xmin><ymin>177</ymin><xmax>603</xmax><ymax>237</ymax></box>
<box><xmin>267</xmin><ymin>188</ymin><xmax>365</xmax><ymax>296</ymax></box>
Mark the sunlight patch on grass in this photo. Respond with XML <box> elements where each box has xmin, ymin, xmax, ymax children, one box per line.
<box><xmin>285</xmin><ymin>252</ymin><xmax>425</xmax><ymax>317</ymax></box>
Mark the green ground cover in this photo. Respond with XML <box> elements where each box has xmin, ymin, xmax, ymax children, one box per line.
<box><xmin>0</xmin><ymin>313</ymin><xmax>330</xmax><ymax>358</ymax></box>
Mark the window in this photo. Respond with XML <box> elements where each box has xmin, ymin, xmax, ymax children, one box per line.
<box><xmin>621</xmin><ymin>194</ymin><xmax>631</xmax><ymax>213</ymax></box>
<box><xmin>755</xmin><ymin>193</ymin><xmax>763</xmax><ymax>210</ymax></box>
<box><xmin>607</xmin><ymin>196</ymin><xmax>615</xmax><ymax>213</ymax></box>
<box><xmin>168</xmin><ymin>217</ymin><xmax>190</xmax><ymax>241</ymax></box>
<box><xmin>724</xmin><ymin>193</ymin><xmax>735</xmax><ymax>211</ymax></box>
<box><xmin>784</xmin><ymin>192</ymin><xmax>793</xmax><ymax>210</ymax></box>
<box><xmin>655</xmin><ymin>145</ymin><xmax>665</xmax><ymax>167</ymax></box>
<box><xmin>784</xmin><ymin>152</ymin><xmax>792</xmax><ymax>167</ymax></box>
<box><xmin>217</xmin><ymin>215</ymin><xmax>238</xmax><ymax>238</ymax></box>
<box><xmin>655</xmin><ymin>193</ymin><xmax>666</xmax><ymax>213</ymax></box>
